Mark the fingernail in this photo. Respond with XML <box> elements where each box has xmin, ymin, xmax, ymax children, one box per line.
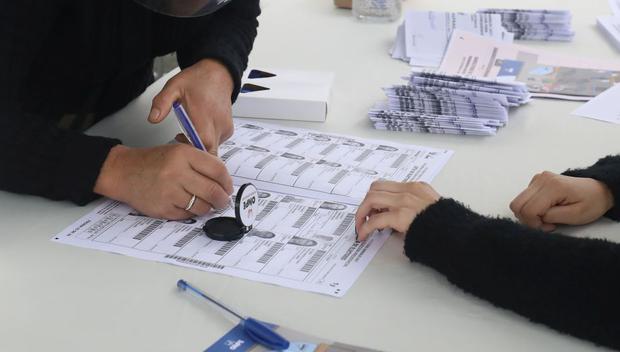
<box><xmin>148</xmin><ymin>108</ymin><xmax>160</xmax><ymax>122</ymax></box>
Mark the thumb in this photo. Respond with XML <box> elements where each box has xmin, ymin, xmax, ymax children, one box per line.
<box><xmin>148</xmin><ymin>82</ymin><xmax>180</xmax><ymax>124</ymax></box>
<box><xmin>542</xmin><ymin>204</ymin><xmax>581</xmax><ymax>225</ymax></box>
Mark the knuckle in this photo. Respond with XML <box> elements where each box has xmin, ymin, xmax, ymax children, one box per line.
<box><xmin>509</xmin><ymin>200</ymin><xmax>517</xmax><ymax>212</ymax></box>
<box><xmin>368</xmin><ymin>191</ymin><xmax>383</xmax><ymax>203</ymax></box>
<box><xmin>410</xmin><ymin>181</ymin><xmax>424</xmax><ymax>190</ymax></box>
<box><xmin>405</xmin><ymin>182</ymin><xmax>418</xmax><ymax>193</ymax></box>
<box><xmin>151</xmin><ymin>94</ymin><xmax>162</xmax><ymax>107</ymax></box>
<box><xmin>162</xmin><ymin>77</ymin><xmax>178</xmax><ymax>91</ymax></box>
<box><xmin>540</xmin><ymin>171</ymin><xmax>556</xmax><ymax>183</ymax></box>
<box><xmin>212</xmin><ymin>159</ymin><xmax>228</xmax><ymax>179</ymax></box>
<box><xmin>522</xmin><ymin>208</ymin><xmax>537</xmax><ymax>219</ymax></box>
<box><xmin>204</xmin><ymin>181</ymin><xmax>217</xmax><ymax>198</ymax></box>
<box><xmin>402</xmin><ymin>192</ymin><xmax>417</xmax><ymax>205</ymax></box>
<box><xmin>418</xmin><ymin>181</ymin><xmax>430</xmax><ymax>189</ymax></box>
<box><xmin>204</xmin><ymin>183</ymin><xmax>225</xmax><ymax>205</ymax></box>
<box><xmin>364</xmin><ymin>193</ymin><xmax>377</xmax><ymax>206</ymax></box>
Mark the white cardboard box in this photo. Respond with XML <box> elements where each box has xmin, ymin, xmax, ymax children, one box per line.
<box><xmin>597</xmin><ymin>15</ymin><xmax>620</xmax><ymax>52</ymax></box>
<box><xmin>232</xmin><ymin>68</ymin><xmax>334</xmax><ymax>122</ymax></box>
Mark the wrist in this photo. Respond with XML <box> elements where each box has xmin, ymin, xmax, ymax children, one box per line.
<box><xmin>94</xmin><ymin>144</ymin><xmax>130</xmax><ymax>201</ymax></box>
<box><xmin>596</xmin><ymin>179</ymin><xmax>615</xmax><ymax>212</ymax></box>
<box><xmin>195</xmin><ymin>58</ymin><xmax>234</xmax><ymax>98</ymax></box>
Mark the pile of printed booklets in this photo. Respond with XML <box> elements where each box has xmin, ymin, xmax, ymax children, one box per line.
<box><xmin>369</xmin><ymin>71</ymin><xmax>531</xmax><ymax>136</ymax></box>
<box><xmin>477</xmin><ymin>8</ymin><xmax>575</xmax><ymax>41</ymax></box>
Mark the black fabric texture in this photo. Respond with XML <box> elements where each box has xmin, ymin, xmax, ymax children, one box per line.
<box><xmin>563</xmin><ymin>155</ymin><xmax>620</xmax><ymax>220</ymax></box>
<box><xmin>0</xmin><ymin>0</ymin><xmax>260</xmax><ymax>205</ymax></box>
<box><xmin>404</xmin><ymin>156</ymin><xmax>620</xmax><ymax>350</ymax></box>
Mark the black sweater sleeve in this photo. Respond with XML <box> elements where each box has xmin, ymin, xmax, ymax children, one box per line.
<box><xmin>563</xmin><ymin>155</ymin><xmax>620</xmax><ymax>220</ymax></box>
<box><xmin>0</xmin><ymin>3</ymin><xmax>121</xmax><ymax>205</ymax></box>
<box><xmin>404</xmin><ymin>156</ymin><xmax>620</xmax><ymax>350</ymax></box>
<box><xmin>176</xmin><ymin>0</ymin><xmax>260</xmax><ymax>102</ymax></box>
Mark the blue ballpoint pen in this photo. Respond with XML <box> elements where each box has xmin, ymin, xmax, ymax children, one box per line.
<box><xmin>173</xmin><ymin>101</ymin><xmax>207</xmax><ymax>151</ymax></box>
<box><xmin>177</xmin><ymin>279</ymin><xmax>290</xmax><ymax>351</ymax></box>
<box><xmin>172</xmin><ymin>101</ymin><xmax>236</xmax><ymax>211</ymax></box>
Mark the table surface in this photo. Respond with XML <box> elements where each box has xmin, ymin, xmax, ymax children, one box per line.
<box><xmin>1</xmin><ymin>0</ymin><xmax>619</xmax><ymax>351</ymax></box>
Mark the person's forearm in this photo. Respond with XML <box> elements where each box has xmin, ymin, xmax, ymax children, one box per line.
<box><xmin>405</xmin><ymin>198</ymin><xmax>620</xmax><ymax>350</ymax></box>
<box><xmin>563</xmin><ymin>155</ymin><xmax>620</xmax><ymax>220</ymax></box>
<box><xmin>0</xmin><ymin>110</ymin><xmax>121</xmax><ymax>205</ymax></box>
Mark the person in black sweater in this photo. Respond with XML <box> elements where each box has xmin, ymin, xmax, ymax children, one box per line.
<box><xmin>0</xmin><ymin>0</ymin><xmax>260</xmax><ymax>219</ymax></box>
<box><xmin>355</xmin><ymin>155</ymin><xmax>620</xmax><ymax>350</ymax></box>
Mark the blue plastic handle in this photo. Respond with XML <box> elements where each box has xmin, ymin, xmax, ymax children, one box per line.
<box><xmin>242</xmin><ymin>317</ymin><xmax>290</xmax><ymax>351</ymax></box>
<box><xmin>177</xmin><ymin>279</ymin><xmax>290</xmax><ymax>351</ymax></box>
<box><xmin>173</xmin><ymin>101</ymin><xmax>207</xmax><ymax>151</ymax></box>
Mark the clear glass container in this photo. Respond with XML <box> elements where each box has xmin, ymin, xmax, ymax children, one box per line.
<box><xmin>352</xmin><ymin>0</ymin><xmax>401</xmax><ymax>22</ymax></box>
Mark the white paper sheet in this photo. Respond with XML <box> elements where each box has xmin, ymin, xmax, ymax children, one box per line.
<box><xmin>401</xmin><ymin>11</ymin><xmax>513</xmax><ymax>67</ymax></box>
<box><xmin>598</xmin><ymin>16</ymin><xmax>620</xmax><ymax>51</ymax></box>
<box><xmin>571</xmin><ymin>83</ymin><xmax>620</xmax><ymax>124</ymax></box>
<box><xmin>598</xmin><ymin>0</ymin><xmax>620</xmax><ymax>51</ymax></box>
<box><xmin>223</xmin><ymin>121</ymin><xmax>453</xmax><ymax>205</ymax></box>
<box><xmin>611</xmin><ymin>0</ymin><xmax>620</xmax><ymax>17</ymax></box>
<box><xmin>53</xmin><ymin>190</ymin><xmax>389</xmax><ymax>297</ymax></box>
<box><xmin>53</xmin><ymin>121</ymin><xmax>453</xmax><ymax>297</ymax></box>
<box><xmin>390</xmin><ymin>24</ymin><xmax>408</xmax><ymax>61</ymax></box>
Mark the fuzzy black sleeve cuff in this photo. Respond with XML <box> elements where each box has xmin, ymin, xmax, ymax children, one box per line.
<box><xmin>403</xmin><ymin>198</ymin><xmax>620</xmax><ymax>350</ymax></box>
<box><xmin>562</xmin><ymin>155</ymin><xmax>620</xmax><ymax>221</ymax></box>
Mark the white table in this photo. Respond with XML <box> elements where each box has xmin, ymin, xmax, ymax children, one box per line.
<box><xmin>1</xmin><ymin>0</ymin><xmax>619</xmax><ymax>351</ymax></box>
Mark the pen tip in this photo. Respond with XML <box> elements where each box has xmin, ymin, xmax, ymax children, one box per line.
<box><xmin>177</xmin><ymin>279</ymin><xmax>187</xmax><ymax>291</ymax></box>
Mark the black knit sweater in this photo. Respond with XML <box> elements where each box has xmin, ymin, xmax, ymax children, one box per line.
<box><xmin>405</xmin><ymin>155</ymin><xmax>620</xmax><ymax>350</ymax></box>
<box><xmin>0</xmin><ymin>0</ymin><xmax>260</xmax><ymax>205</ymax></box>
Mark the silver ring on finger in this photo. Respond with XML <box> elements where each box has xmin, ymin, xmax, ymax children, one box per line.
<box><xmin>184</xmin><ymin>194</ymin><xmax>197</xmax><ymax>211</ymax></box>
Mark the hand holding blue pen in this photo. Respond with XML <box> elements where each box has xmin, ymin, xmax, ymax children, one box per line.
<box><xmin>93</xmin><ymin>60</ymin><xmax>235</xmax><ymax>220</ymax></box>
<box><xmin>173</xmin><ymin>102</ymin><xmax>208</xmax><ymax>151</ymax></box>
<box><xmin>177</xmin><ymin>279</ymin><xmax>291</xmax><ymax>351</ymax></box>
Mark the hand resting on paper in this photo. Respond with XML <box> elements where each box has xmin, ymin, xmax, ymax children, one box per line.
<box><xmin>94</xmin><ymin>144</ymin><xmax>233</xmax><ymax>219</ymax></box>
<box><xmin>354</xmin><ymin>181</ymin><xmax>440</xmax><ymax>241</ymax></box>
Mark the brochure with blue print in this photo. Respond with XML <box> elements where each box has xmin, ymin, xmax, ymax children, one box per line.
<box><xmin>206</xmin><ymin>323</ymin><xmax>381</xmax><ymax>352</ymax></box>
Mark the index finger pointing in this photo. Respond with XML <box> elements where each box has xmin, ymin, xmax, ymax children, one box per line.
<box><xmin>369</xmin><ymin>180</ymin><xmax>409</xmax><ymax>193</ymax></box>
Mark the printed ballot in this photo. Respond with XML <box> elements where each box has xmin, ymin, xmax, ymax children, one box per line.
<box><xmin>53</xmin><ymin>121</ymin><xmax>453</xmax><ymax>297</ymax></box>
<box><xmin>597</xmin><ymin>0</ymin><xmax>620</xmax><ymax>51</ymax></box>
<box><xmin>572</xmin><ymin>83</ymin><xmax>620</xmax><ymax>124</ymax></box>
<box><xmin>478</xmin><ymin>9</ymin><xmax>574</xmax><ymax>42</ymax></box>
<box><xmin>390</xmin><ymin>11</ymin><xmax>513</xmax><ymax>67</ymax></box>
<box><xmin>439</xmin><ymin>30</ymin><xmax>620</xmax><ymax>101</ymax></box>
<box><xmin>369</xmin><ymin>70</ymin><xmax>530</xmax><ymax>136</ymax></box>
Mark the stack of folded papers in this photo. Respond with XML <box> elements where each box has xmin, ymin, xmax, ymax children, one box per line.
<box><xmin>369</xmin><ymin>71</ymin><xmax>531</xmax><ymax>136</ymax></box>
<box><xmin>477</xmin><ymin>9</ymin><xmax>575</xmax><ymax>41</ymax></box>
